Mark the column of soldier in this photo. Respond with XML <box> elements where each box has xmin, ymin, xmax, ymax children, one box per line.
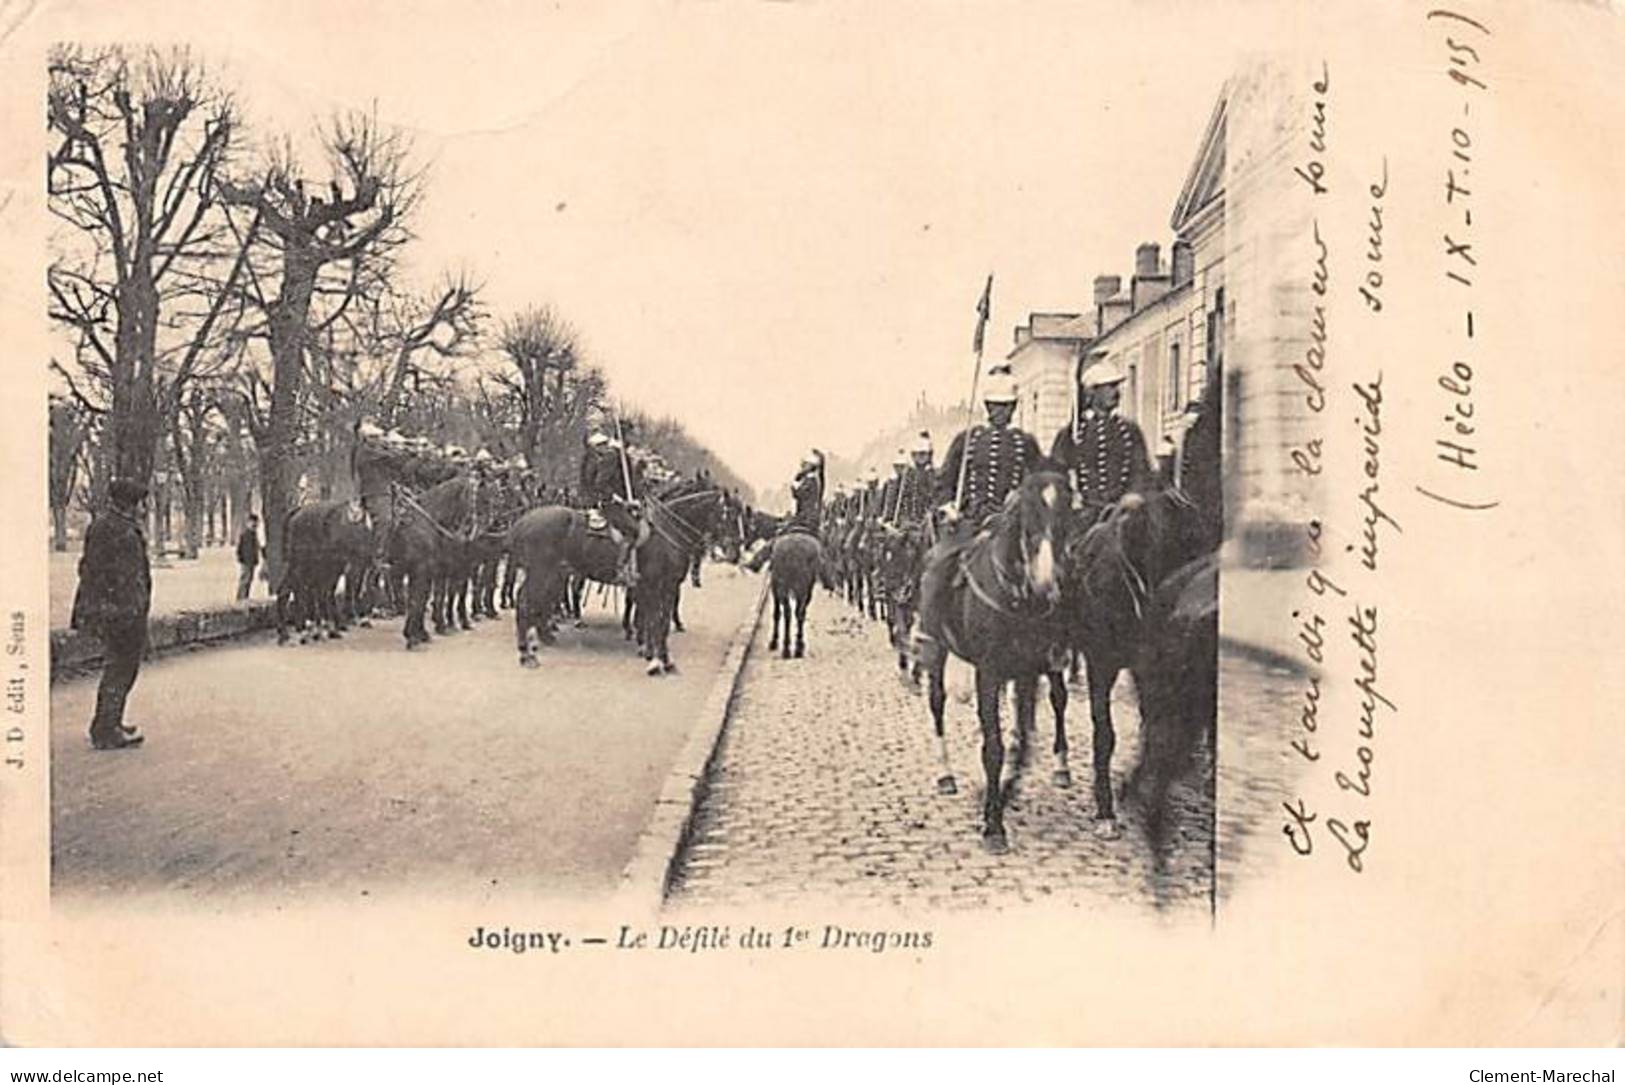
<box><xmin>353</xmin><ymin>419</ymin><xmax>754</xmax><ymax>610</ymax></box>
<box><xmin>775</xmin><ymin>359</ymin><xmax>1152</xmax><ymax>655</ymax></box>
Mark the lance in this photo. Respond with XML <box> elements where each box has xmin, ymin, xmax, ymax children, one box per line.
<box><xmin>612</xmin><ymin>407</ymin><xmax>636</xmax><ymax>503</ymax></box>
<box><xmin>953</xmin><ymin>273</ymin><xmax>994</xmax><ymax>510</ymax></box>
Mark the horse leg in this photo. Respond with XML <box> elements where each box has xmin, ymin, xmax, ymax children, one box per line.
<box><xmin>929</xmin><ymin>660</ymin><xmax>955</xmax><ymax>795</ymax></box>
<box><xmin>515</xmin><ymin>574</ymin><xmax>539</xmax><ymax>668</ymax></box>
<box><xmin>1048</xmin><ymin>670</ymin><xmax>1072</xmax><ymax>788</ymax></box>
<box><xmin>794</xmin><ymin>586</ymin><xmax>808</xmax><ymax>658</ymax></box>
<box><xmin>672</xmin><ymin>581</ymin><xmax>685</xmax><ymax>633</ymax></box>
<box><xmin>976</xmin><ymin>668</ymin><xmax>1008</xmax><ymax>852</ymax></box>
<box><xmin>501</xmin><ymin>557</ymin><xmax>518</xmax><ymax>609</ymax></box>
<box><xmin>768</xmin><ymin>590</ymin><xmax>781</xmax><ymax>653</ymax></box>
<box><xmin>406</xmin><ymin>567</ymin><xmax>431</xmax><ymax>649</ymax></box>
<box><xmin>274</xmin><ymin>571</ymin><xmax>292</xmax><ymax>645</ymax></box>
<box><xmin>457</xmin><ymin>567</ymin><xmax>473</xmax><ymax>630</ymax></box>
<box><xmin>1003</xmin><ymin>674</ymin><xmax>1037</xmax><ymax>807</ymax></box>
<box><xmin>1087</xmin><ymin>655</ymin><xmax>1121</xmax><ymax>838</ymax></box>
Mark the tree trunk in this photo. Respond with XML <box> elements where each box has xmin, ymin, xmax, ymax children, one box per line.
<box><xmin>260</xmin><ymin>250</ymin><xmax>318</xmax><ymax>586</ymax></box>
<box><xmin>51</xmin><ymin>506</ymin><xmax>68</xmax><ymax>552</ymax></box>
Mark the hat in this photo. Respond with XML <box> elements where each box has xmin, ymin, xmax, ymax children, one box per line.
<box><xmin>474</xmin><ymin>448</ymin><xmax>493</xmax><ymax>464</ymax></box>
<box><xmin>911</xmin><ymin>430</ymin><xmax>934</xmax><ymax>454</ymax></box>
<box><xmin>587</xmin><ymin>432</ymin><xmax>610</xmax><ymax>448</ymax></box>
<box><xmin>982</xmin><ymin>364</ymin><xmax>1017</xmax><ymax>404</ymax></box>
<box><xmin>865</xmin><ymin>467</ymin><xmax>880</xmax><ymax>482</ymax></box>
<box><xmin>384</xmin><ymin>429</ymin><xmax>408</xmax><ymax>447</ymax></box>
<box><xmin>1080</xmin><ymin>359</ymin><xmax>1126</xmax><ymax>388</ymax></box>
<box><xmin>357</xmin><ymin>420</ymin><xmax>384</xmax><ymax>440</ymax></box>
<box><xmin>893</xmin><ymin>448</ymin><xmax>908</xmax><ymax>465</ymax></box>
<box><xmin>109</xmin><ymin>478</ymin><xmax>148</xmax><ymax>507</ymax></box>
<box><xmin>447</xmin><ymin>445</ymin><xmax>468</xmax><ymax>460</ymax></box>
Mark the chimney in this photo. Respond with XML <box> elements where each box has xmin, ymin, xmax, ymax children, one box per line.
<box><xmin>1092</xmin><ymin>275</ymin><xmax>1121</xmax><ymax>307</ymax></box>
<box><xmin>1171</xmin><ymin>240</ymin><xmax>1195</xmax><ymax>287</ymax></box>
<box><xmin>1135</xmin><ymin>242</ymin><xmax>1161</xmax><ymax>277</ymax></box>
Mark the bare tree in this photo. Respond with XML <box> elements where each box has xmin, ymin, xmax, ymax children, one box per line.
<box><xmin>218</xmin><ymin>108</ymin><xmax>421</xmax><ymax>581</ymax></box>
<box><xmin>48</xmin><ymin>396</ymin><xmax>91</xmax><ymax>550</ymax></box>
<box><xmin>47</xmin><ymin>46</ymin><xmax>245</xmax><ymax>487</ymax></box>
<box><xmin>376</xmin><ymin>273</ymin><xmax>484</xmax><ymax>426</ymax></box>
<box><xmin>494</xmin><ymin>304</ymin><xmax>604</xmax><ymax>480</ymax></box>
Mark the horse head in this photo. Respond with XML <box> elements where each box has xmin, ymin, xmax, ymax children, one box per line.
<box><xmin>1004</xmin><ymin>469</ymin><xmax>1073</xmax><ymax>608</ymax></box>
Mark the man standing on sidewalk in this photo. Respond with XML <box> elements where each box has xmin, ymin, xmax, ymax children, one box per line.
<box><xmin>236</xmin><ymin>512</ymin><xmax>261</xmax><ymax>601</ymax></box>
<box><xmin>69</xmin><ymin>478</ymin><xmax>152</xmax><ymax>750</ymax></box>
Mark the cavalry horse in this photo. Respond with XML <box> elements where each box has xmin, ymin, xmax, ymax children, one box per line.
<box><xmin>875</xmin><ymin>520</ymin><xmax>930</xmax><ymax>678</ymax></box>
<box><xmin>914</xmin><ymin>470</ymin><xmax>1074</xmax><ymax>853</ymax></box>
<box><xmin>353</xmin><ymin>443</ymin><xmax>479</xmax><ymax>649</ymax></box>
<box><xmin>1062</xmin><ymin>374</ymin><xmax>1223</xmax><ymax>841</ymax></box>
<box><xmin>507</xmin><ymin>497</ymin><xmax>641</xmax><ymax>666</ymax></box>
<box><xmin>274</xmin><ymin>498</ymin><xmax>375</xmax><ymax>645</ymax></box>
<box><xmin>630</xmin><ymin>477</ymin><xmax>724</xmax><ymax>674</ymax></box>
<box><xmin>751</xmin><ymin>526</ymin><xmax>831</xmax><ymax>660</ymax></box>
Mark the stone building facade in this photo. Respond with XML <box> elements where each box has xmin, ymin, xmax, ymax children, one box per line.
<box><xmin>1007</xmin><ymin>60</ymin><xmax>1318</xmax><ymax>565</ymax></box>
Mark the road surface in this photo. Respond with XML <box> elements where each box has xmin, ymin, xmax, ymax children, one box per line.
<box><xmin>50</xmin><ymin>563</ymin><xmax>760</xmax><ymax>903</ymax></box>
<box><xmin>667</xmin><ymin>591</ymin><xmax>1238</xmax><ymax>915</ymax></box>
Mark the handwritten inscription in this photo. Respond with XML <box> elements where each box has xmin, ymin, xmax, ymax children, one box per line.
<box><xmin>1352</xmin><ymin>375</ymin><xmax>1402</xmax><ymax>573</ymax></box>
<box><xmin>1419</xmin><ymin>8</ymin><xmax>1498</xmax><ymax>513</ymax></box>
<box><xmin>1294</xmin><ymin>62</ymin><xmax>1332</xmax><ymax>194</ymax></box>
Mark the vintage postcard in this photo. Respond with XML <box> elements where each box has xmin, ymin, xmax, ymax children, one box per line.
<box><xmin>0</xmin><ymin>0</ymin><xmax>1620</xmax><ymax>1047</ymax></box>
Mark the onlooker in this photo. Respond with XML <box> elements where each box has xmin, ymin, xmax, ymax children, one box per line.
<box><xmin>69</xmin><ymin>478</ymin><xmax>152</xmax><ymax>750</ymax></box>
<box><xmin>236</xmin><ymin>512</ymin><xmax>261</xmax><ymax>601</ymax></box>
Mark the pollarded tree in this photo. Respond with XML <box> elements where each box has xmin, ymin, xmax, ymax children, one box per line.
<box><xmin>47</xmin><ymin>45</ymin><xmax>247</xmax><ymax>488</ymax></box>
<box><xmin>218</xmin><ymin>109</ymin><xmax>421</xmax><ymax>581</ymax></box>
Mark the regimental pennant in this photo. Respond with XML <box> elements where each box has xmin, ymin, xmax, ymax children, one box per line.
<box><xmin>971</xmin><ymin>273</ymin><xmax>993</xmax><ymax>355</ymax></box>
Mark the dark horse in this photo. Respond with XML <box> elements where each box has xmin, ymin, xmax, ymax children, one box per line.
<box><xmin>275</xmin><ymin>499</ymin><xmax>375</xmax><ymax>644</ymax></box>
<box><xmin>630</xmin><ymin>480</ymin><xmax>723</xmax><ymax>675</ymax></box>
<box><xmin>384</xmin><ymin>476</ymin><xmax>477</xmax><ymax>649</ymax></box>
<box><xmin>915</xmin><ymin>470</ymin><xmax>1074</xmax><ymax>852</ymax></box>
<box><xmin>1062</xmin><ymin>377</ymin><xmax>1223</xmax><ymax>841</ymax></box>
<box><xmin>760</xmin><ymin>529</ymin><xmax>828</xmax><ymax>659</ymax></box>
<box><xmin>507</xmin><ymin>497</ymin><xmax>641</xmax><ymax>667</ymax></box>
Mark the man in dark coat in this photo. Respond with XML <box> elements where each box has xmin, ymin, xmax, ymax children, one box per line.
<box><xmin>236</xmin><ymin>513</ymin><xmax>261</xmax><ymax>601</ymax></box>
<box><xmin>1049</xmin><ymin>358</ymin><xmax>1153</xmax><ymax>525</ymax></box>
<box><xmin>70</xmin><ymin>478</ymin><xmax>152</xmax><ymax>750</ymax></box>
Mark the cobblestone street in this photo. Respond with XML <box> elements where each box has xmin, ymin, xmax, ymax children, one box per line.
<box><xmin>668</xmin><ymin>588</ymin><xmax>1246</xmax><ymax>916</ymax></box>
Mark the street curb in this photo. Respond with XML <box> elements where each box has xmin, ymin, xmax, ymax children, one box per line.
<box><xmin>615</xmin><ymin>575</ymin><xmax>769</xmax><ymax>917</ymax></box>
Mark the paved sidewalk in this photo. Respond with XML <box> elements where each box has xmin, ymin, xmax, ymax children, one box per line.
<box><xmin>49</xmin><ymin>545</ymin><xmax>267</xmax><ymax>632</ymax></box>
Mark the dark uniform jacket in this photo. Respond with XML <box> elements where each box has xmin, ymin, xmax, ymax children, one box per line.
<box><xmin>71</xmin><ymin>508</ymin><xmax>152</xmax><ymax>632</ymax></box>
<box><xmin>1049</xmin><ymin>409</ymin><xmax>1153</xmax><ymax>512</ymax></box>
<box><xmin>896</xmin><ymin>463</ymin><xmax>934</xmax><ymax>527</ymax></box>
<box><xmin>878</xmin><ymin>473</ymin><xmax>908</xmax><ymax>524</ymax></box>
<box><xmin>935</xmin><ymin>424</ymin><xmax>1043</xmax><ymax>524</ymax></box>
<box><xmin>789</xmin><ymin>464</ymin><xmax>823</xmax><ymax>532</ymax></box>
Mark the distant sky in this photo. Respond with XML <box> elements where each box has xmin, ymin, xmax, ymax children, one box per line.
<box><xmin>164</xmin><ymin>1</ymin><xmax>1244</xmax><ymax>493</ymax></box>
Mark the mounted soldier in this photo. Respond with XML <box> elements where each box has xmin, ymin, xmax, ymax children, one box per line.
<box><xmin>788</xmin><ymin>449</ymin><xmax>825</xmax><ymax>534</ymax></box>
<box><xmin>914</xmin><ymin>363</ymin><xmax>1049</xmax><ymax>671</ymax></box>
<box><xmin>578</xmin><ymin>428</ymin><xmax>645</xmax><ymax>585</ymax></box>
<box><xmin>898</xmin><ymin>430</ymin><xmax>936</xmax><ymax>531</ymax></box>
<box><xmin>1049</xmin><ymin>356</ymin><xmax>1153</xmax><ymax>526</ymax></box>
<box><xmin>933</xmin><ymin>363</ymin><xmax>1043</xmax><ymax>529</ymax></box>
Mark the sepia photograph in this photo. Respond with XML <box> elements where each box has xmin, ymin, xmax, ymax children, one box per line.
<box><xmin>2</xmin><ymin>0</ymin><xmax>1621</xmax><ymax>1053</ymax></box>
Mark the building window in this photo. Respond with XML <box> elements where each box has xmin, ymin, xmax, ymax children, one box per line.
<box><xmin>1167</xmin><ymin>342</ymin><xmax>1182</xmax><ymax>410</ymax></box>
